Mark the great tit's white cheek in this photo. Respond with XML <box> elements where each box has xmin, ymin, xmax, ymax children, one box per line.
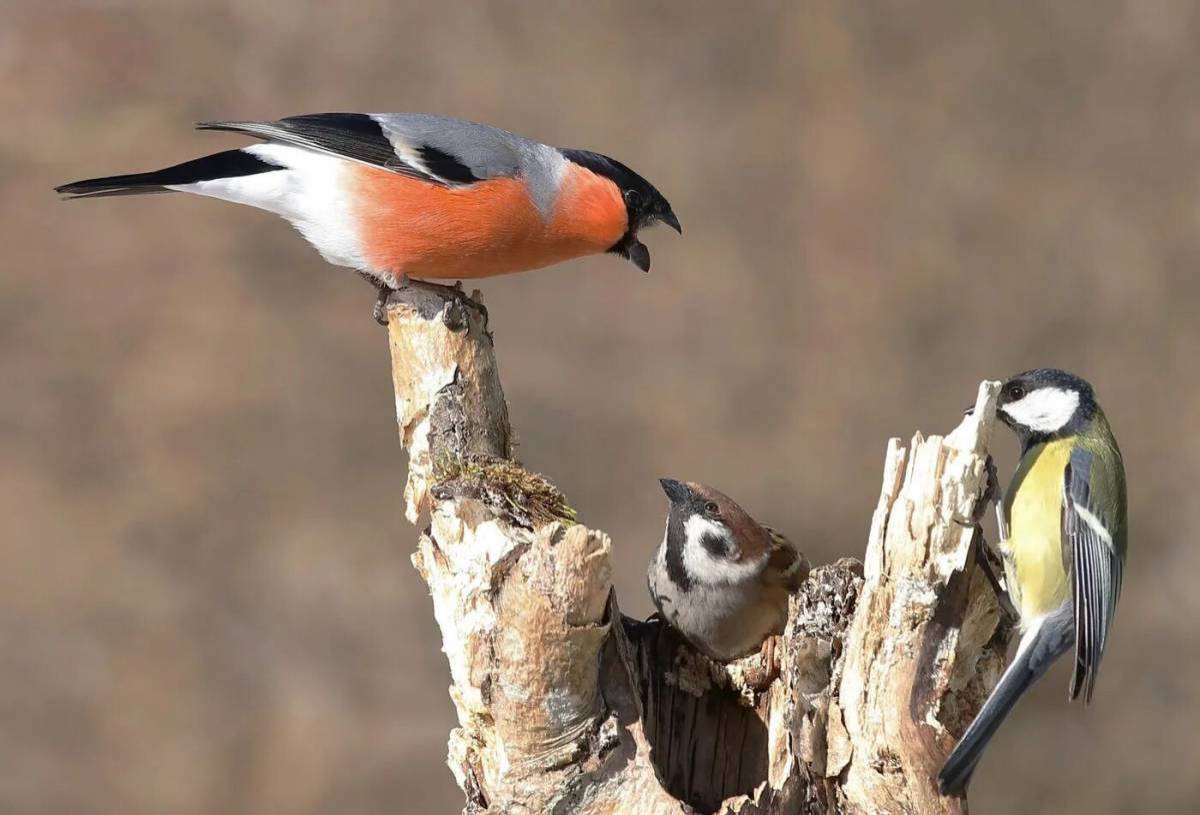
<box><xmin>1001</xmin><ymin>387</ymin><xmax>1080</xmax><ymax>433</ymax></box>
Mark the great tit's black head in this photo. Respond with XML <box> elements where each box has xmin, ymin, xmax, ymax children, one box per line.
<box><xmin>560</xmin><ymin>148</ymin><xmax>680</xmax><ymax>273</ymax></box>
<box><xmin>996</xmin><ymin>368</ymin><xmax>1096</xmax><ymax>443</ymax></box>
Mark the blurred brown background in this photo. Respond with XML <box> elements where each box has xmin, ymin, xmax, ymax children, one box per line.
<box><xmin>3</xmin><ymin>2</ymin><xmax>1198</xmax><ymax>813</ymax></box>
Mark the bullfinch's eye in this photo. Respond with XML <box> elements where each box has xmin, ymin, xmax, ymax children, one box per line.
<box><xmin>704</xmin><ymin>501</ymin><xmax>720</xmax><ymax>515</ymax></box>
<box><xmin>624</xmin><ymin>189</ymin><xmax>642</xmax><ymax>207</ymax></box>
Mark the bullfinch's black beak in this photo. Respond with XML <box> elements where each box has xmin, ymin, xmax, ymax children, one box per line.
<box><xmin>659</xmin><ymin>478</ymin><xmax>689</xmax><ymax>503</ymax></box>
<box><xmin>658</xmin><ymin>209</ymin><xmax>682</xmax><ymax>234</ymax></box>
<box><xmin>628</xmin><ymin>239</ymin><xmax>651</xmax><ymax>272</ymax></box>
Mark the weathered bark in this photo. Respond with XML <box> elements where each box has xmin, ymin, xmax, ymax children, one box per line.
<box><xmin>384</xmin><ymin>287</ymin><xmax>1010</xmax><ymax>814</ymax></box>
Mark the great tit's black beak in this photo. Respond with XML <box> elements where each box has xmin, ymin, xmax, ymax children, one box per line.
<box><xmin>659</xmin><ymin>478</ymin><xmax>689</xmax><ymax>503</ymax></box>
<box><xmin>658</xmin><ymin>208</ymin><xmax>682</xmax><ymax>234</ymax></box>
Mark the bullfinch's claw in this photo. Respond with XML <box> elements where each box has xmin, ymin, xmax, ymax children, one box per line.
<box><xmin>373</xmin><ymin>285</ymin><xmax>392</xmax><ymax>326</ymax></box>
<box><xmin>368</xmin><ymin>278</ymin><xmax>488</xmax><ymax>332</ymax></box>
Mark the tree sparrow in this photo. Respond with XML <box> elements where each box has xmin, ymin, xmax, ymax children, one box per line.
<box><xmin>647</xmin><ymin>479</ymin><xmax>809</xmax><ymax>661</ymax></box>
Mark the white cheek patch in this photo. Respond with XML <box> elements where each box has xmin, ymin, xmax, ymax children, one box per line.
<box><xmin>681</xmin><ymin>516</ymin><xmax>764</xmax><ymax>585</ymax></box>
<box><xmin>1000</xmin><ymin>387</ymin><xmax>1080</xmax><ymax>433</ymax></box>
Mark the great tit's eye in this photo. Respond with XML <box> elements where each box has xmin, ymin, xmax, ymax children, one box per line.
<box><xmin>624</xmin><ymin>189</ymin><xmax>642</xmax><ymax>207</ymax></box>
<box><xmin>1008</xmin><ymin>384</ymin><xmax>1026</xmax><ymax>400</ymax></box>
<box><xmin>704</xmin><ymin>501</ymin><xmax>720</xmax><ymax>515</ymax></box>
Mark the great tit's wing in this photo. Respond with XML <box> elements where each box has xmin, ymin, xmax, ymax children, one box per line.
<box><xmin>762</xmin><ymin>525</ymin><xmax>810</xmax><ymax>591</ymax></box>
<box><xmin>1062</xmin><ymin>446</ymin><xmax>1124</xmax><ymax>703</ymax></box>
<box><xmin>198</xmin><ymin>113</ymin><xmax>521</xmax><ymax>187</ymax></box>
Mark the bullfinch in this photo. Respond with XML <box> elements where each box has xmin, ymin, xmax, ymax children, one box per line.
<box><xmin>55</xmin><ymin>112</ymin><xmax>680</xmax><ymax>322</ymax></box>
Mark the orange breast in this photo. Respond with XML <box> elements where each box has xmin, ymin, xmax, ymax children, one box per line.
<box><xmin>350</xmin><ymin>162</ymin><xmax>627</xmax><ymax>280</ymax></box>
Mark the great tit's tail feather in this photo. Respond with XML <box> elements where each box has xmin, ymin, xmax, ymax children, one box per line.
<box><xmin>938</xmin><ymin>608</ymin><xmax>1073</xmax><ymax>796</ymax></box>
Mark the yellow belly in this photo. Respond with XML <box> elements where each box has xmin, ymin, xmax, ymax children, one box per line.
<box><xmin>1004</xmin><ymin>439</ymin><xmax>1072</xmax><ymax>622</ymax></box>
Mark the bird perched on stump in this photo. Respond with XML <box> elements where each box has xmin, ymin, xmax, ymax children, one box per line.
<box><xmin>55</xmin><ymin>112</ymin><xmax>680</xmax><ymax>323</ymax></box>
<box><xmin>939</xmin><ymin>368</ymin><xmax>1127</xmax><ymax>795</ymax></box>
<box><xmin>648</xmin><ymin>479</ymin><xmax>809</xmax><ymax>662</ymax></box>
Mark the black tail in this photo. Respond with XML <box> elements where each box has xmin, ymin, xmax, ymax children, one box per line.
<box><xmin>938</xmin><ymin>611</ymin><xmax>1072</xmax><ymax>795</ymax></box>
<box><xmin>55</xmin><ymin>149</ymin><xmax>282</xmax><ymax>199</ymax></box>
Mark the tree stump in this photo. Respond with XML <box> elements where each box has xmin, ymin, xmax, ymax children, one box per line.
<box><xmin>384</xmin><ymin>287</ymin><xmax>1010</xmax><ymax>814</ymax></box>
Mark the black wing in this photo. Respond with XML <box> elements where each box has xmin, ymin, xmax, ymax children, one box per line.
<box><xmin>1062</xmin><ymin>446</ymin><xmax>1123</xmax><ymax>703</ymax></box>
<box><xmin>197</xmin><ymin>113</ymin><xmax>479</xmax><ymax>187</ymax></box>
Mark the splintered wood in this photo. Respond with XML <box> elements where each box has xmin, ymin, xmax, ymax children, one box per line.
<box><xmin>836</xmin><ymin>382</ymin><xmax>1010</xmax><ymax>815</ymax></box>
<box><xmin>384</xmin><ymin>287</ymin><xmax>1010</xmax><ymax>814</ymax></box>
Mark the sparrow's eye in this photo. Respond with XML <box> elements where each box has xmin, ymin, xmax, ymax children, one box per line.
<box><xmin>624</xmin><ymin>189</ymin><xmax>643</xmax><ymax>207</ymax></box>
<box><xmin>704</xmin><ymin>501</ymin><xmax>720</xmax><ymax>515</ymax></box>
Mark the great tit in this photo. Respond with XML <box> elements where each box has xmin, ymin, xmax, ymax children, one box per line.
<box><xmin>648</xmin><ymin>479</ymin><xmax>809</xmax><ymax>661</ymax></box>
<box><xmin>55</xmin><ymin>112</ymin><xmax>680</xmax><ymax>323</ymax></box>
<box><xmin>939</xmin><ymin>368</ymin><xmax>1127</xmax><ymax>794</ymax></box>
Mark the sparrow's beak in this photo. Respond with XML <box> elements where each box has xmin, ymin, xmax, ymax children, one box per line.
<box><xmin>658</xmin><ymin>208</ymin><xmax>682</xmax><ymax>234</ymax></box>
<box><xmin>659</xmin><ymin>478</ymin><xmax>689</xmax><ymax>503</ymax></box>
